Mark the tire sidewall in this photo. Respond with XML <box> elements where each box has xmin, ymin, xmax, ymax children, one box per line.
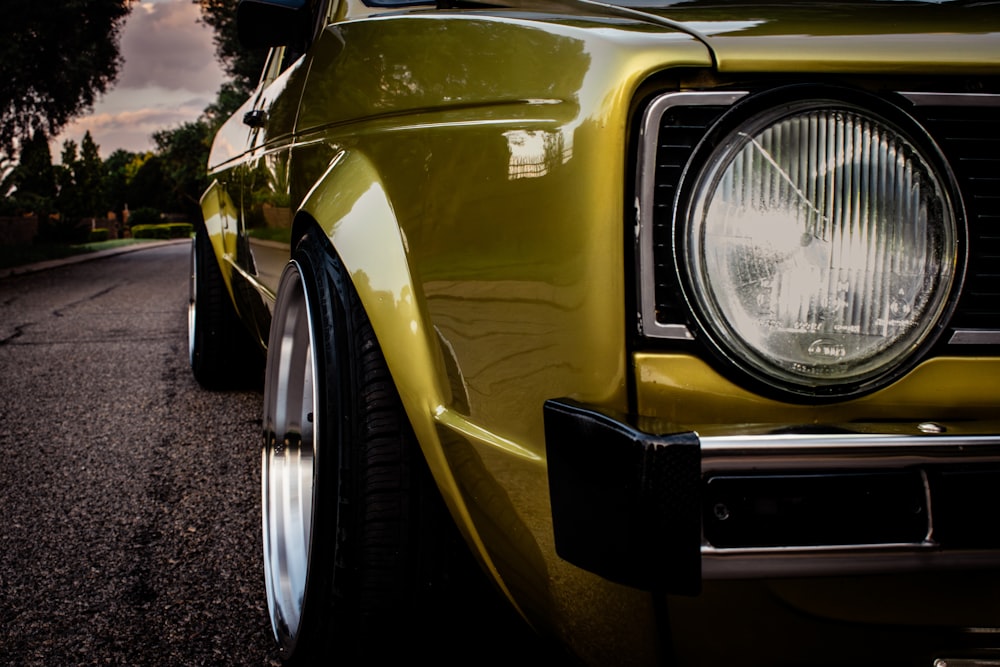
<box><xmin>273</xmin><ymin>232</ymin><xmax>361</xmax><ymax>663</ymax></box>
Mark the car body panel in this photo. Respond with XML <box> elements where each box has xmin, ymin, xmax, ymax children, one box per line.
<box><xmin>636</xmin><ymin>354</ymin><xmax>1000</xmax><ymax>427</ymax></box>
<box><xmin>200</xmin><ymin>0</ymin><xmax>1000</xmax><ymax>663</ymax></box>
<box><xmin>199</xmin><ymin>179</ymin><xmax>240</xmax><ymax>297</ymax></box>
<box><xmin>280</xmin><ymin>18</ymin><xmax>713</xmax><ymax>650</ymax></box>
<box><xmin>640</xmin><ymin>1</ymin><xmax>1000</xmax><ymax>73</ymax></box>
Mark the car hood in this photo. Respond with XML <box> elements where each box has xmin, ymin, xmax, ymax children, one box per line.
<box><xmin>541</xmin><ymin>0</ymin><xmax>1000</xmax><ymax>73</ymax></box>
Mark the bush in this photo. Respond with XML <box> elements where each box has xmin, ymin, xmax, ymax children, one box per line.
<box><xmin>88</xmin><ymin>227</ymin><xmax>110</xmax><ymax>242</ymax></box>
<box><xmin>127</xmin><ymin>207</ymin><xmax>161</xmax><ymax>229</ymax></box>
<box><xmin>166</xmin><ymin>222</ymin><xmax>193</xmax><ymax>238</ymax></box>
<box><xmin>131</xmin><ymin>224</ymin><xmax>168</xmax><ymax>239</ymax></box>
<box><xmin>131</xmin><ymin>222</ymin><xmax>193</xmax><ymax>239</ymax></box>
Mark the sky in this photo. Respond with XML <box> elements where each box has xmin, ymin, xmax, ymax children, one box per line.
<box><xmin>52</xmin><ymin>0</ymin><xmax>229</xmax><ymax>159</ymax></box>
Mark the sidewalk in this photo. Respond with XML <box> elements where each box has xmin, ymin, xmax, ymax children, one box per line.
<box><xmin>0</xmin><ymin>238</ymin><xmax>190</xmax><ymax>280</ymax></box>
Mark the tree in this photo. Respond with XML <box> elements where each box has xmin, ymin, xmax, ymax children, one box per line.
<box><xmin>1</xmin><ymin>129</ymin><xmax>56</xmax><ymax>218</ymax></box>
<box><xmin>103</xmin><ymin>148</ymin><xmax>138</xmax><ymax>231</ymax></box>
<box><xmin>153</xmin><ymin>120</ymin><xmax>213</xmax><ymax>220</ymax></box>
<box><xmin>76</xmin><ymin>131</ymin><xmax>107</xmax><ymax>220</ymax></box>
<box><xmin>128</xmin><ymin>80</ymin><xmax>245</xmax><ymax>222</ymax></box>
<box><xmin>53</xmin><ymin>132</ymin><xmax>108</xmax><ymax>240</ymax></box>
<box><xmin>0</xmin><ymin>0</ymin><xmax>132</xmax><ymax>153</ymax></box>
<box><xmin>7</xmin><ymin>130</ymin><xmax>57</xmax><ymax>211</ymax></box>
<box><xmin>127</xmin><ymin>155</ymin><xmax>171</xmax><ymax>214</ymax></box>
<box><xmin>203</xmin><ymin>81</ymin><xmax>249</xmax><ymax>131</ymax></box>
<box><xmin>54</xmin><ymin>140</ymin><xmax>80</xmax><ymax>220</ymax></box>
<box><xmin>196</xmin><ymin>0</ymin><xmax>268</xmax><ymax>97</ymax></box>
<box><xmin>34</xmin><ymin>139</ymin><xmax>87</xmax><ymax>243</ymax></box>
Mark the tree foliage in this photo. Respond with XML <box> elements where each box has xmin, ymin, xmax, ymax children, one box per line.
<box><xmin>3</xmin><ymin>130</ymin><xmax>138</xmax><ymax>241</ymax></box>
<box><xmin>7</xmin><ymin>131</ymin><xmax>56</xmax><ymax>205</ymax></box>
<box><xmin>0</xmin><ymin>130</ymin><xmax>56</xmax><ymax>217</ymax></box>
<box><xmin>54</xmin><ymin>135</ymin><xmax>103</xmax><ymax>223</ymax></box>
<box><xmin>203</xmin><ymin>81</ymin><xmax>250</xmax><ymax>129</ymax></box>
<box><xmin>196</xmin><ymin>0</ymin><xmax>268</xmax><ymax>97</ymax></box>
<box><xmin>153</xmin><ymin>120</ymin><xmax>213</xmax><ymax>220</ymax></box>
<box><xmin>1</xmin><ymin>0</ymin><xmax>269</xmax><ymax>239</ymax></box>
<box><xmin>0</xmin><ymin>0</ymin><xmax>132</xmax><ymax>154</ymax></box>
<box><xmin>103</xmin><ymin>149</ymin><xmax>137</xmax><ymax>219</ymax></box>
<box><xmin>75</xmin><ymin>132</ymin><xmax>107</xmax><ymax>220</ymax></box>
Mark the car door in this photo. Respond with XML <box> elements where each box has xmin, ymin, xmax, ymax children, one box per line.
<box><xmin>230</xmin><ymin>45</ymin><xmax>311</xmax><ymax>345</ymax></box>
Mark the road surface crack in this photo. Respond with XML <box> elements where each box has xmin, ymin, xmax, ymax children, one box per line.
<box><xmin>0</xmin><ymin>324</ymin><xmax>29</xmax><ymax>346</ymax></box>
<box><xmin>52</xmin><ymin>283</ymin><xmax>122</xmax><ymax>317</ymax></box>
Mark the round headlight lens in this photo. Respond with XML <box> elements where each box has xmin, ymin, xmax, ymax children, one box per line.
<box><xmin>683</xmin><ymin>103</ymin><xmax>958</xmax><ymax>394</ymax></box>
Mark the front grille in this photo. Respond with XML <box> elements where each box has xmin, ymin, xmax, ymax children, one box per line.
<box><xmin>648</xmin><ymin>102</ymin><xmax>732</xmax><ymax>328</ymax></box>
<box><xmin>909</xmin><ymin>102</ymin><xmax>1000</xmax><ymax>333</ymax></box>
<box><xmin>641</xmin><ymin>88</ymin><xmax>1000</xmax><ymax>347</ymax></box>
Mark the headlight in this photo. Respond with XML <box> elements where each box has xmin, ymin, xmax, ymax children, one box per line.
<box><xmin>679</xmin><ymin>102</ymin><xmax>961</xmax><ymax>397</ymax></box>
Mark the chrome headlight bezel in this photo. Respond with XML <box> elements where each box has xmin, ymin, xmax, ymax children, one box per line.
<box><xmin>664</xmin><ymin>90</ymin><xmax>967</xmax><ymax>401</ymax></box>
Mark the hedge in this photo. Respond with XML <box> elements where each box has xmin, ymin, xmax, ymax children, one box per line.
<box><xmin>131</xmin><ymin>223</ymin><xmax>193</xmax><ymax>239</ymax></box>
<box><xmin>88</xmin><ymin>228</ymin><xmax>110</xmax><ymax>243</ymax></box>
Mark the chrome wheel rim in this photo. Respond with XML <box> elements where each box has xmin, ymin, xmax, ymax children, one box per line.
<box><xmin>261</xmin><ymin>261</ymin><xmax>317</xmax><ymax>645</ymax></box>
<box><xmin>187</xmin><ymin>237</ymin><xmax>196</xmax><ymax>366</ymax></box>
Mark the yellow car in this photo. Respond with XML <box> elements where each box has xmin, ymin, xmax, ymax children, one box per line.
<box><xmin>190</xmin><ymin>0</ymin><xmax>1000</xmax><ymax>663</ymax></box>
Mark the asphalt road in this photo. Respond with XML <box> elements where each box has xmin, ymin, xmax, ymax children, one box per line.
<box><xmin>0</xmin><ymin>243</ymin><xmax>279</xmax><ymax>666</ymax></box>
<box><xmin>0</xmin><ymin>242</ymin><xmax>570</xmax><ymax>667</ymax></box>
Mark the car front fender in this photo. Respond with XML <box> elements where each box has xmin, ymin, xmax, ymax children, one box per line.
<box><xmin>296</xmin><ymin>147</ymin><xmax>522</xmax><ymax>607</ymax></box>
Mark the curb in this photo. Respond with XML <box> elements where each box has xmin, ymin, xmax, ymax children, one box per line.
<box><xmin>0</xmin><ymin>238</ymin><xmax>191</xmax><ymax>280</ymax></box>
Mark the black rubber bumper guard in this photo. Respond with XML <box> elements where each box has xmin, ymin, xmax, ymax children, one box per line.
<box><xmin>544</xmin><ymin>398</ymin><xmax>1000</xmax><ymax>595</ymax></box>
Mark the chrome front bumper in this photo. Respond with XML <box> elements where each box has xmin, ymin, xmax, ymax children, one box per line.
<box><xmin>544</xmin><ymin>398</ymin><xmax>1000</xmax><ymax>594</ymax></box>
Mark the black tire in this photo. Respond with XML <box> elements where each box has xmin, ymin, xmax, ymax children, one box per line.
<box><xmin>188</xmin><ymin>228</ymin><xmax>261</xmax><ymax>389</ymax></box>
<box><xmin>261</xmin><ymin>230</ymin><xmax>462</xmax><ymax>664</ymax></box>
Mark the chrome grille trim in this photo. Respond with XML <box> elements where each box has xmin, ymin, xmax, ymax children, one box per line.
<box><xmin>636</xmin><ymin>90</ymin><xmax>747</xmax><ymax>339</ymax></box>
<box><xmin>950</xmin><ymin>329</ymin><xmax>1000</xmax><ymax>345</ymax></box>
<box><xmin>703</xmin><ymin>547</ymin><xmax>1000</xmax><ymax>579</ymax></box>
<box><xmin>636</xmin><ymin>88</ymin><xmax>1000</xmax><ymax>348</ymax></box>
<box><xmin>904</xmin><ymin>92</ymin><xmax>1000</xmax><ymax>342</ymax></box>
<box><xmin>699</xmin><ymin>427</ymin><xmax>1000</xmax><ymax>579</ymax></box>
<box><xmin>700</xmin><ymin>430</ymin><xmax>1000</xmax><ymax>474</ymax></box>
<box><xmin>901</xmin><ymin>91</ymin><xmax>1000</xmax><ymax>107</ymax></box>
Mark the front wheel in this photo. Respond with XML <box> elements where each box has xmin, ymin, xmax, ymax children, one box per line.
<box><xmin>261</xmin><ymin>230</ymin><xmax>453</xmax><ymax>663</ymax></box>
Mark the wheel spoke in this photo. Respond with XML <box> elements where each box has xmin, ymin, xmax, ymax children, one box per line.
<box><xmin>187</xmin><ymin>237</ymin><xmax>197</xmax><ymax>366</ymax></box>
<box><xmin>262</xmin><ymin>262</ymin><xmax>317</xmax><ymax>645</ymax></box>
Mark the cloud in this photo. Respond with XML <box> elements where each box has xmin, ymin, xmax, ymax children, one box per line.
<box><xmin>54</xmin><ymin>90</ymin><xmax>213</xmax><ymax>156</ymax></box>
<box><xmin>51</xmin><ymin>0</ymin><xmax>228</xmax><ymax>157</ymax></box>
<box><xmin>72</xmin><ymin>103</ymin><xmax>208</xmax><ymax>134</ymax></box>
<box><xmin>118</xmin><ymin>1</ymin><xmax>224</xmax><ymax>93</ymax></box>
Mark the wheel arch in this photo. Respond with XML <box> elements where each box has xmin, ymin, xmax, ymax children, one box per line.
<box><xmin>295</xmin><ymin>148</ymin><xmax>446</xmax><ymax>421</ymax></box>
<box><xmin>198</xmin><ymin>179</ymin><xmax>240</xmax><ymax>302</ymax></box>
<box><xmin>294</xmin><ymin>148</ymin><xmax>511</xmax><ymax>593</ymax></box>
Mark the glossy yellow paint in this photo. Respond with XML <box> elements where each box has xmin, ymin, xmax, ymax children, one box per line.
<box><xmin>282</xmin><ymin>13</ymin><xmax>713</xmax><ymax>651</ymax></box>
<box><xmin>207</xmin><ymin>98</ymin><xmax>255</xmax><ymax>173</ymax></box>
<box><xmin>297</xmin><ymin>150</ymin><xmax>452</xmax><ymax>474</ymax></box>
<box><xmin>201</xmin><ymin>1</ymin><xmax>1000</xmax><ymax>660</ymax></box>
<box><xmin>636</xmin><ymin>354</ymin><xmax>1000</xmax><ymax>429</ymax></box>
<box><xmin>633</xmin><ymin>1</ymin><xmax>1000</xmax><ymax>73</ymax></box>
<box><xmin>198</xmin><ymin>179</ymin><xmax>240</xmax><ymax>296</ymax></box>
<box><xmin>298</xmin><ymin>146</ymin><xmax>554</xmax><ymax>622</ymax></box>
<box><xmin>292</xmin><ymin>11</ymin><xmax>709</xmax><ymax>426</ymax></box>
<box><xmin>298</xmin><ymin>149</ymin><xmax>450</xmax><ymax>408</ymax></box>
